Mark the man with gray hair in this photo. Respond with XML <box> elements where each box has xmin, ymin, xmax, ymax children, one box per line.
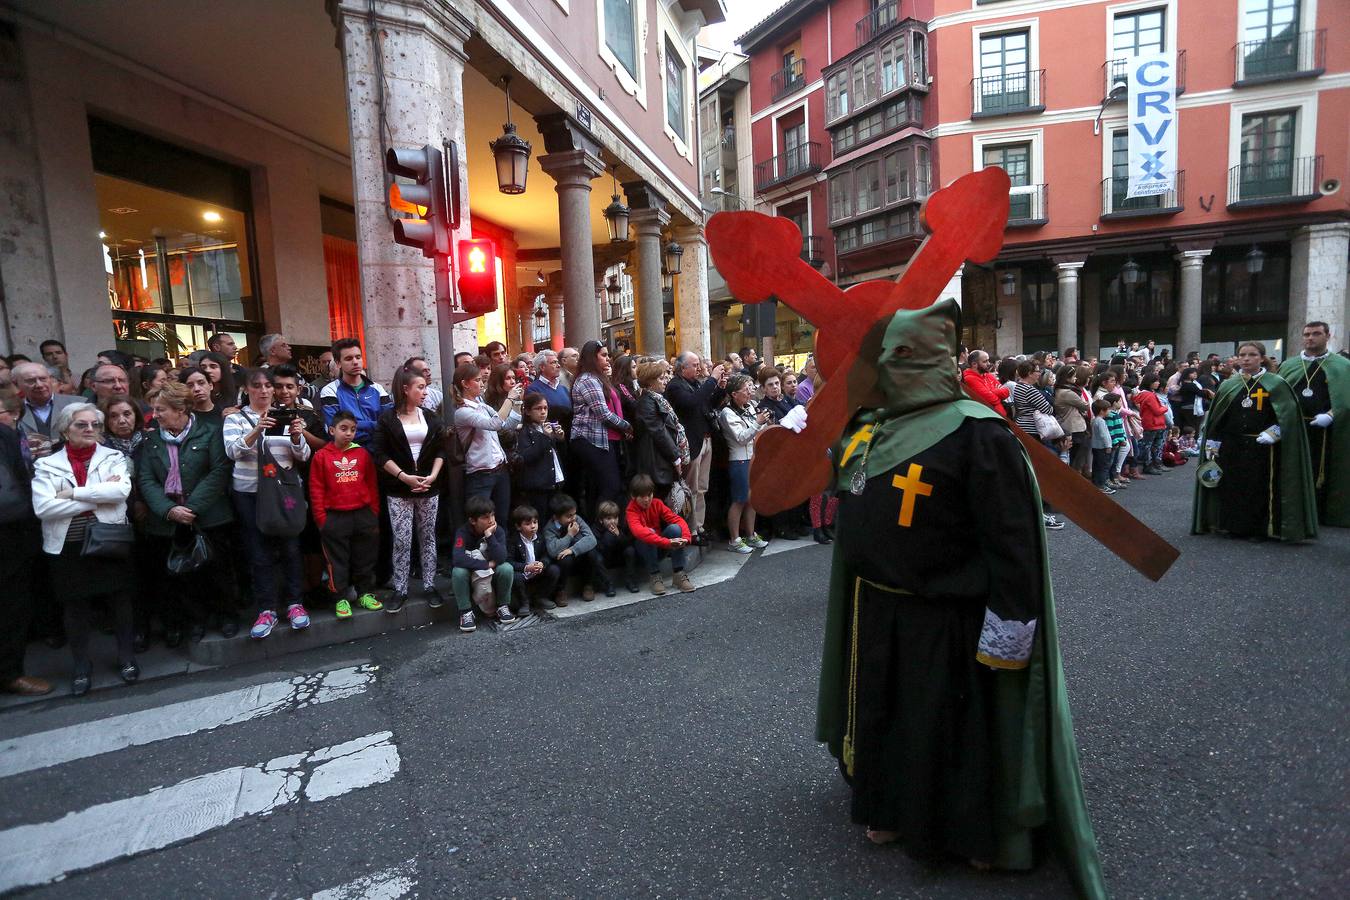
<box><xmin>257</xmin><ymin>333</ymin><xmax>293</xmax><ymax>367</ymax></box>
<box><xmin>558</xmin><ymin>346</ymin><xmax>580</xmax><ymax>389</ymax></box>
<box><xmin>666</xmin><ymin>350</ymin><xmax>728</xmax><ymax>538</ymax></box>
<box><xmin>528</xmin><ymin>348</ymin><xmax>572</xmax><ymax>435</ymax></box>
<box><xmin>13</xmin><ymin>362</ymin><xmax>79</xmax><ymax>450</ymax></box>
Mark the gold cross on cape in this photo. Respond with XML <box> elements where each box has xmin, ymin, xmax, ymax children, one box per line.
<box><xmin>840</xmin><ymin>423</ymin><xmax>874</xmax><ymax>467</ymax></box>
<box><xmin>1251</xmin><ymin>386</ymin><xmax>1269</xmax><ymax>411</ymax></box>
<box><xmin>891</xmin><ymin>463</ymin><xmax>934</xmax><ymax>527</ymax></box>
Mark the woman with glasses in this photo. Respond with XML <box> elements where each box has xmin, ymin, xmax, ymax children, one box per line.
<box><xmin>31</xmin><ymin>402</ymin><xmax>138</xmax><ymax>695</ymax></box>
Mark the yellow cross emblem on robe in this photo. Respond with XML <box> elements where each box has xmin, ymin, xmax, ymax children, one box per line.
<box><xmin>891</xmin><ymin>463</ymin><xmax>934</xmax><ymax>527</ymax></box>
<box><xmin>840</xmin><ymin>424</ymin><xmax>874</xmax><ymax>467</ymax></box>
<box><xmin>1250</xmin><ymin>387</ymin><xmax>1268</xmax><ymax>411</ymax></box>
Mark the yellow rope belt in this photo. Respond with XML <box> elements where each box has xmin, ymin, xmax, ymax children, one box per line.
<box><xmin>843</xmin><ymin>577</ymin><xmax>913</xmax><ymax>778</ymax></box>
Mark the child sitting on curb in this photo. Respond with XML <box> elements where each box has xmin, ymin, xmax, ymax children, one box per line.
<box><xmin>506</xmin><ymin>504</ymin><xmax>560</xmax><ymax>615</ymax></box>
<box><xmin>543</xmin><ymin>493</ymin><xmax>610</xmax><ymax>604</ymax></box>
<box><xmin>624</xmin><ymin>474</ymin><xmax>695</xmax><ymax>596</ymax></box>
<box><xmin>596</xmin><ymin>500</ymin><xmax>640</xmax><ymax>593</ymax></box>
<box><xmin>451</xmin><ymin>495</ymin><xmax>515</xmax><ymax>631</ymax></box>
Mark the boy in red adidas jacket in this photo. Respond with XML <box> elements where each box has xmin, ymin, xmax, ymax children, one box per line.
<box><xmin>309</xmin><ymin>411</ymin><xmax>383</xmax><ymax>618</ymax></box>
<box><xmin>625</xmin><ymin>474</ymin><xmax>695</xmax><ymax>596</ymax></box>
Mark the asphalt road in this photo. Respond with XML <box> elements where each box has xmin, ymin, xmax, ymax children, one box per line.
<box><xmin>1</xmin><ymin>467</ymin><xmax>1347</xmax><ymax>899</ymax></box>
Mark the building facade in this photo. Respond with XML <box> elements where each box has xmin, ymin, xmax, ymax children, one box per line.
<box><xmin>0</xmin><ymin>0</ymin><xmax>723</xmax><ymax>386</ymax></box>
<box><xmin>930</xmin><ymin>0</ymin><xmax>1348</xmax><ymax>360</ymax></box>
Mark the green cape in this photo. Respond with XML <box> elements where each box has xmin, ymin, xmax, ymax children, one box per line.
<box><xmin>1191</xmin><ymin>370</ymin><xmax>1318</xmax><ymax>541</ymax></box>
<box><xmin>818</xmin><ymin>301</ymin><xmax>1108</xmax><ymax>900</ymax></box>
<box><xmin>1278</xmin><ymin>353</ymin><xmax>1350</xmax><ymax>526</ymax></box>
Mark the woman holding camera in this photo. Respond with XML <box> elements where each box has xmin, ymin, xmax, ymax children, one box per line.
<box><xmin>31</xmin><ymin>402</ymin><xmax>137</xmax><ymax>695</ymax></box>
<box><xmin>224</xmin><ymin>369</ymin><xmax>311</xmax><ymax>640</ymax></box>
<box><xmin>719</xmin><ymin>374</ymin><xmax>770</xmax><ymax>554</ymax></box>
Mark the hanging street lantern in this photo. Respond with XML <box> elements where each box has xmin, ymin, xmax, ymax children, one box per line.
<box><xmin>999</xmin><ymin>269</ymin><xmax>1017</xmax><ymax>296</ymax></box>
<box><xmin>1245</xmin><ymin>245</ymin><xmax>1266</xmax><ymax>275</ymax></box>
<box><xmin>489</xmin><ymin>76</ymin><xmax>531</xmax><ymax>195</ymax></box>
<box><xmin>1120</xmin><ymin>257</ymin><xmax>1142</xmax><ymax>286</ymax></box>
<box><xmin>663</xmin><ymin>240</ymin><xmax>684</xmax><ymax>276</ymax></box>
<box><xmin>603</xmin><ymin>165</ymin><xmax>629</xmax><ymax>243</ymax></box>
<box><xmin>606</xmin><ymin>276</ymin><xmax>623</xmax><ymax>320</ymax></box>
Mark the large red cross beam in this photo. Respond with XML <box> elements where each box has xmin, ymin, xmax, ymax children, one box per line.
<box><xmin>707</xmin><ymin>168</ymin><xmax>1179</xmax><ymax>582</ymax></box>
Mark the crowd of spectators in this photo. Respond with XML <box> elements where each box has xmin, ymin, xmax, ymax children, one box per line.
<box><xmin>0</xmin><ymin>334</ymin><xmax>820</xmax><ymax>698</ymax></box>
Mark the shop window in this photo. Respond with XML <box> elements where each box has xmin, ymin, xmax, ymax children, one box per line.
<box><xmin>1103</xmin><ymin>257</ymin><xmax>1175</xmax><ymax>325</ymax></box>
<box><xmin>92</xmin><ymin>118</ymin><xmax>260</xmax><ymax>361</ymax></box>
<box><xmin>1201</xmin><ymin>244</ymin><xmax>1290</xmax><ymax>318</ymax></box>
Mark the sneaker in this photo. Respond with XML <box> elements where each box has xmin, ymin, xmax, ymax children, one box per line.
<box><xmin>250</xmin><ymin>611</ymin><xmax>277</xmax><ymax>640</ymax></box>
<box><xmin>286</xmin><ymin>604</ymin><xmax>310</xmax><ymax>630</ymax></box>
<box><xmin>673</xmin><ymin>572</ymin><xmax>695</xmax><ymax>593</ymax></box>
<box><xmin>497</xmin><ymin>605</ymin><xmax>516</xmax><ymax>623</ymax></box>
<box><xmin>746</xmin><ymin>533</ymin><xmax>769</xmax><ymax>549</ymax></box>
<box><xmin>458</xmin><ymin>611</ymin><xmax>477</xmax><ymax>633</ymax></box>
<box><xmin>650</xmin><ymin>575</ymin><xmax>667</xmax><ymax>595</ymax></box>
<box><xmin>356</xmin><ymin>593</ymin><xmax>383</xmax><ymax>611</ymax></box>
<box><xmin>385</xmin><ymin>593</ymin><xmax>406</xmax><ymax>614</ymax></box>
<box><xmin>728</xmin><ymin>538</ymin><xmax>753</xmax><ymax>554</ymax></box>
<box><xmin>335</xmin><ymin>599</ymin><xmax>353</xmax><ymax>619</ymax></box>
<box><xmin>1043</xmin><ymin>515</ymin><xmax>1065</xmax><ymax>531</ymax></box>
<box><xmin>426</xmin><ymin>587</ymin><xmax>445</xmax><ymax>609</ymax></box>
<box><xmin>1099</xmin><ymin>486</ymin><xmax>1117</xmax><ymax>495</ymax></box>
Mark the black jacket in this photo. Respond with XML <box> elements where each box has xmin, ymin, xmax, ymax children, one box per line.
<box><xmin>453</xmin><ymin>523</ymin><xmax>507</xmax><ymax>570</ymax></box>
<box><xmin>506</xmin><ymin>529</ymin><xmax>551</xmax><ymax>568</ymax></box>
<box><xmin>666</xmin><ymin>375</ymin><xmax>724</xmax><ymax>452</ymax></box>
<box><xmin>0</xmin><ymin>424</ymin><xmax>40</xmax><ymax>551</ymax></box>
<box><xmin>633</xmin><ymin>392</ymin><xmax>681</xmax><ymax>486</ymax></box>
<box><xmin>372</xmin><ymin>408</ymin><xmax>448</xmax><ymax>497</ymax></box>
<box><xmin>515</xmin><ymin>425</ymin><xmax>562</xmax><ymax>492</ymax></box>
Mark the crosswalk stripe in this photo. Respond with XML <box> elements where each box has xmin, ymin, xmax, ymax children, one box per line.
<box><xmin>0</xmin><ymin>731</ymin><xmax>399</xmax><ymax>893</ymax></box>
<box><xmin>305</xmin><ymin>861</ymin><xmax>417</xmax><ymax>900</ymax></box>
<box><xmin>0</xmin><ymin>665</ymin><xmax>377</xmax><ymax>780</ymax></box>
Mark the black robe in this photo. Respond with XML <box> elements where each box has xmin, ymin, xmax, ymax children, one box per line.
<box><xmin>1213</xmin><ymin>388</ymin><xmax>1280</xmax><ymax>537</ymax></box>
<box><xmin>1285</xmin><ymin>362</ymin><xmax>1334</xmax><ymax>518</ymax></box>
<box><xmin>834</xmin><ymin>418</ymin><xmax>1041</xmax><ymax>861</ymax></box>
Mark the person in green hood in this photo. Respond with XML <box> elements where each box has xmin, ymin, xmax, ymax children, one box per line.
<box><xmin>1277</xmin><ymin>321</ymin><xmax>1350</xmax><ymax>527</ymax></box>
<box><xmin>816</xmin><ymin>299</ymin><xmax>1107</xmax><ymax>899</ymax></box>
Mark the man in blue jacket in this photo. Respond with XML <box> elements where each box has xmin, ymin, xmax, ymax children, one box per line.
<box><xmin>320</xmin><ymin>338</ymin><xmax>392</xmax><ymax>445</ymax></box>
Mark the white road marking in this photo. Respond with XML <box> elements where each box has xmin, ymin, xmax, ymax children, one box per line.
<box><xmin>305</xmin><ymin>861</ymin><xmax>417</xmax><ymax>900</ymax></box>
<box><xmin>548</xmin><ymin>548</ymin><xmax>754</xmax><ymax>619</ymax></box>
<box><xmin>0</xmin><ymin>665</ymin><xmax>377</xmax><ymax>780</ymax></box>
<box><xmin>759</xmin><ymin>537</ymin><xmax>818</xmax><ymax>557</ymax></box>
<box><xmin>0</xmin><ymin>731</ymin><xmax>400</xmax><ymax>893</ymax></box>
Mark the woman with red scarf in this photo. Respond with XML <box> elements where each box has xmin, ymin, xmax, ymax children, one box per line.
<box><xmin>31</xmin><ymin>402</ymin><xmax>137</xmax><ymax>696</ymax></box>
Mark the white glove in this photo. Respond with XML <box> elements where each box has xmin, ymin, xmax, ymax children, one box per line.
<box><xmin>1311</xmin><ymin>413</ymin><xmax>1333</xmax><ymax>428</ymax></box>
<box><xmin>1256</xmin><ymin>427</ymin><xmax>1281</xmax><ymax>445</ymax></box>
<box><xmin>779</xmin><ymin>404</ymin><xmax>808</xmax><ymax>433</ymax></box>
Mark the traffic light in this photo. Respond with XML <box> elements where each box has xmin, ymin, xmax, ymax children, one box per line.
<box><xmin>457</xmin><ymin>238</ymin><xmax>498</xmax><ymax>316</ymax></box>
<box><xmin>385</xmin><ymin>145</ymin><xmax>449</xmax><ymax>258</ymax></box>
<box><xmin>741</xmin><ymin>299</ymin><xmax>777</xmax><ymax>338</ymax></box>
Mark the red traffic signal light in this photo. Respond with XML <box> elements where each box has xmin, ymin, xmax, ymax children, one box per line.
<box><xmin>457</xmin><ymin>238</ymin><xmax>498</xmax><ymax>316</ymax></box>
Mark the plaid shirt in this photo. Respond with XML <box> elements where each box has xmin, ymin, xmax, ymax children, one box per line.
<box><xmin>570</xmin><ymin>373</ymin><xmax>628</xmax><ymax>449</ymax></box>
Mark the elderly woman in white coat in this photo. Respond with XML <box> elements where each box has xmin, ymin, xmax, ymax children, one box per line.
<box><xmin>31</xmin><ymin>402</ymin><xmax>138</xmax><ymax>696</ymax></box>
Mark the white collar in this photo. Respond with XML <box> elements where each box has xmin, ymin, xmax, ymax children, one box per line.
<box><xmin>1302</xmin><ymin>351</ymin><xmax>1328</xmax><ymax>362</ymax></box>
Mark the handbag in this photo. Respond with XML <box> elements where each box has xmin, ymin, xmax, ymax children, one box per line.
<box><xmin>1032</xmin><ymin>409</ymin><xmax>1065</xmax><ymax>441</ymax></box>
<box><xmin>81</xmin><ymin>521</ymin><xmax>134</xmax><ymax>560</ymax></box>
<box><xmin>255</xmin><ymin>438</ymin><xmax>309</xmax><ymax>537</ymax></box>
<box><xmin>166</xmin><ymin>525</ymin><xmax>213</xmax><ymax>575</ymax></box>
<box><xmin>667</xmin><ymin>479</ymin><xmax>693</xmax><ymax>520</ymax></box>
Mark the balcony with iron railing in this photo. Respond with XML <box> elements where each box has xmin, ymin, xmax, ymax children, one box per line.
<box><xmin>771</xmin><ymin>58</ymin><xmax>807</xmax><ymax>102</ymax></box>
<box><xmin>754</xmin><ymin>141</ymin><xmax>823</xmax><ymax>192</ymax></box>
<box><xmin>1006</xmin><ymin>184</ymin><xmax>1048</xmax><ymax>228</ymax></box>
<box><xmin>1101</xmin><ymin>171</ymin><xmax>1184</xmax><ymax>219</ymax></box>
<box><xmin>801</xmin><ymin>235</ymin><xmax>825</xmax><ymax>267</ymax></box>
<box><xmin>1102</xmin><ymin>49</ymin><xmax>1187</xmax><ymax>102</ymax></box>
<box><xmin>971</xmin><ymin>69</ymin><xmax>1045</xmax><ymax>118</ymax></box>
<box><xmin>856</xmin><ymin>0</ymin><xmax>902</xmax><ymax>48</ymax></box>
<box><xmin>1227</xmin><ymin>156</ymin><xmax>1323</xmax><ymax>208</ymax></box>
<box><xmin>1234</xmin><ymin>29</ymin><xmax>1325</xmax><ymax>85</ymax></box>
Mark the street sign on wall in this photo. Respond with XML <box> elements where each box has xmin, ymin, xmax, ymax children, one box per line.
<box><xmin>1126</xmin><ymin>52</ymin><xmax>1177</xmax><ymax>199</ymax></box>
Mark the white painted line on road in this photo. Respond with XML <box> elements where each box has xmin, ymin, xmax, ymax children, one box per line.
<box><xmin>549</xmin><ymin>548</ymin><xmax>754</xmax><ymax>619</ymax></box>
<box><xmin>0</xmin><ymin>731</ymin><xmax>400</xmax><ymax>894</ymax></box>
<box><xmin>0</xmin><ymin>665</ymin><xmax>377</xmax><ymax>780</ymax></box>
<box><xmin>305</xmin><ymin>861</ymin><xmax>417</xmax><ymax>900</ymax></box>
<box><xmin>759</xmin><ymin>537</ymin><xmax>817</xmax><ymax>557</ymax></box>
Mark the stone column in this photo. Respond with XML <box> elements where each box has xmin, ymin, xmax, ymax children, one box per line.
<box><xmin>1054</xmin><ymin>260</ymin><xmax>1086</xmax><ymax>355</ymax></box>
<box><xmin>672</xmin><ymin>224</ymin><xmax>710</xmax><ymax>359</ymax></box>
<box><xmin>625</xmin><ymin>184</ymin><xmax>671</xmax><ymax>357</ymax></box>
<box><xmin>1289</xmin><ymin>222</ymin><xmax>1350</xmax><ymax>351</ymax></box>
<box><xmin>544</xmin><ymin>273</ymin><xmax>566</xmax><ymax>352</ymax></box>
<box><xmin>1174</xmin><ymin>249</ymin><xmax>1211</xmax><ymax>357</ymax></box>
<box><xmin>331</xmin><ymin>0</ymin><xmax>475</xmax><ymax>385</ymax></box>
<box><xmin>537</xmin><ymin>116</ymin><xmax>604</xmax><ymax>346</ymax></box>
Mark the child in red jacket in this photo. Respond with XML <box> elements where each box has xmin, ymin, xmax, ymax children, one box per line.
<box><xmin>309</xmin><ymin>411</ymin><xmax>383</xmax><ymax>618</ymax></box>
<box><xmin>625</xmin><ymin>474</ymin><xmax>695</xmax><ymax>596</ymax></box>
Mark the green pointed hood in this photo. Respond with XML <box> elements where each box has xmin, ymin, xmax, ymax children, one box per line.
<box><xmin>836</xmin><ymin>298</ymin><xmax>1002</xmax><ymax>490</ymax></box>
